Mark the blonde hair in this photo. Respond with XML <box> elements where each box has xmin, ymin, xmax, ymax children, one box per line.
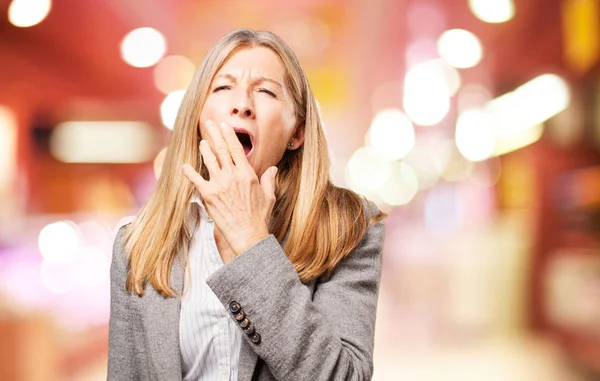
<box><xmin>124</xmin><ymin>29</ymin><xmax>385</xmax><ymax>297</ymax></box>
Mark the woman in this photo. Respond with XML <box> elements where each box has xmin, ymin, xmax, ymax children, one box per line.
<box><xmin>108</xmin><ymin>29</ymin><xmax>386</xmax><ymax>381</ymax></box>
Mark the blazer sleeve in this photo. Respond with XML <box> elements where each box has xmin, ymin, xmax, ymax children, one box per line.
<box><xmin>206</xmin><ymin>200</ymin><xmax>385</xmax><ymax>381</ymax></box>
<box><xmin>107</xmin><ymin>226</ymin><xmax>137</xmax><ymax>380</ymax></box>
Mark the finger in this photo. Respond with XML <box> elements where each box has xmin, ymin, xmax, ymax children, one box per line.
<box><xmin>204</xmin><ymin>120</ymin><xmax>233</xmax><ymax>170</ymax></box>
<box><xmin>199</xmin><ymin>139</ymin><xmax>220</xmax><ymax>176</ymax></box>
<box><xmin>260</xmin><ymin>166</ymin><xmax>278</xmax><ymax>204</ymax></box>
<box><xmin>183</xmin><ymin>163</ymin><xmax>209</xmax><ymax>193</ymax></box>
<box><xmin>220</xmin><ymin>122</ymin><xmax>248</xmax><ymax>167</ymax></box>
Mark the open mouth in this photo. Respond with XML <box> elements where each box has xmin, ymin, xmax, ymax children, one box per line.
<box><xmin>234</xmin><ymin>130</ymin><xmax>253</xmax><ymax>156</ymax></box>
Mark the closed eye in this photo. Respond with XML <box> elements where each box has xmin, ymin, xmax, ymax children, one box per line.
<box><xmin>213</xmin><ymin>85</ymin><xmax>231</xmax><ymax>92</ymax></box>
<box><xmin>258</xmin><ymin>88</ymin><xmax>277</xmax><ymax>98</ymax></box>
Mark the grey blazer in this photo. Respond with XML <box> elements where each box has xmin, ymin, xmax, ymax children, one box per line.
<box><xmin>107</xmin><ymin>200</ymin><xmax>385</xmax><ymax>381</ymax></box>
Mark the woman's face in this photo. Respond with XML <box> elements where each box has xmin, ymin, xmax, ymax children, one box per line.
<box><xmin>199</xmin><ymin>46</ymin><xmax>304</xmax><ymax>177</ymax></box>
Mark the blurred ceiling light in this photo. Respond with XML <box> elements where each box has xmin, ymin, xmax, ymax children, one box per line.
<box><xmin>455</xmin><ymin>109</ymin><xmax>495</xmax><ymax>162</ymax></box>
<box><xmin>377</xmin><ymin>161</ymin><xmax>419</xmax><ymax>206</ymax></box>
<box><xmin>154</xmin><ymin>55</ymin><xmax>196</xmax><ymax>94</ymax></box>
<box><xmin>160</xmin><ymin>90</ymin><xmax>186</xmax><ymax>129</ymax></box>
<box><xmin>8</xmin><ymin>0</ymin><xmax>51</xmax><ymax>28</ymax></box>
<box><xmin>121</xmin><ymin>27</ymin><xmax>167</xmax><ymax>68</ymax></box>
<box><xmin>0</xmin><ymin>106</ymin><xmax>17</xmax><ymax>189</ymax></box>
<box><xmin>368</xmin><ymin>108</ymin><xmax>415</xmax><ymax>160</ymax></box>
<box><xmin>403</xmin><ymin>60</ymin><xmax>452</xmax><ymax>126</ymax></box>
<box><xmin>485</xmin><ymin>74</ymin><xmax>569</xmax><ymax>155</ymax></box>
<box><xmin>493</xmin><ymin>124</ymin><xmax>543</xmax><ymax>156</ymax></box>
<box><xmin>346</xmin><ymin>146</ymin><xmax>393</xmax><ymax>191</ymax></box>
<box><xmin>437</xmin><ymin>29</ymin><xmax>483</xmax><ymax>69</ymax></box>
<box><xmin>38</xmin><ymin>221</ymin><xmax>81</xmax><ymax>264</ymax></box>
<box><xmin>469</xmin><ymin>0</ymin><xmax>515</xmax><ymax>23</ymax></box>
<box><xmin>488</xmin><ymin>74</ymin><xmax>570</xmax><ymax>134</ymax></box>
<box><xmin>50</xmin><ymin>121</ymin><xmax>156</xmax><ymax>163</ymax></box>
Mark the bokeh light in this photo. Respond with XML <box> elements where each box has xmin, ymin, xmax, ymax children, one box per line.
<box><xmin>153</xmin><ymin>55</ymin><xmax>196</xmax><ymax>94</ymax></box>
<box><xmin>8</xmin><ymin>0</ymin><xmax>52</xmax><ymax>28</ymax></box>
<box><xmin>121</xmin><ymin>27</ymin><xmax>167</xmax><ymax>68</ymax></box>
<box><xmin>160</xmin><ymin>90</ymin><xmax>186</xmax><ymax>129</ymax></box>
<box><xmin>49</xmin><ymin>121</ymin><xmax>156</xmax><ymax>163</ymax></box>
<box><xmin>368</xmin><ymin>108</ymin><xmax>415</xmax><ymax>160</ymax></box>
<box><xmin>38</xmin><ymin>221</ymin><xmax>82</xmax><ymax>264</ymax></box>
<box><xmin>346</xmin><ymin>146</ymin><xmax>393</xmax><ymax>191</ymax></box>
<box><xmin>403</xmin><ymin>60</ymin><xmax>452</xmax><ymax>126</ymax></box>
<box><xmin>486</xmin><ymin>74</ymin><xmax>570</xmax><ymax>155</ymax></box>
<box><xmin>377</xmin><ymin>161</ymin><xmax>419</xmax><ymax>206</ymax></box>
<box><xmin>488</xmin><ymin>74</ymin><xmax>570</xmax><ymax>130</ymax></box>
<box><xmin>403</xmin><ymin>142</ymin><xmax>447</xmax><ymax>190</ymax></box>
<box><xmin>0</xmin><ymin>106</ymin><xmax>17</xmax><ymax>189</ymax></box>
<box><xmin>437</xmin><ymin>29</ymin><xmax>483</xmax><ymax>69</ymax></box>
<box><xmin>455</xmin><ymin>109</ymin><xmax>496</xmax><ymax>162</ymax></box>
<box><xmin>469</xmin><ymin>0</ymin><xmax>515</xmax><ymax>23</ymax></box>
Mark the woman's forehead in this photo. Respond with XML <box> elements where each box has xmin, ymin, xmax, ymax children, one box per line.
<box><xmin>216</xmin><ymin>47</ymin><xmax>286</xmax><ymax>81</ymax></box>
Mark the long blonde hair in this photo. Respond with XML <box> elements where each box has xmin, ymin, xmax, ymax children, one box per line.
<box><xmin>124</xmin><ymin>29</ymin><xmax>385</xmax><ymax>297</ymax></box>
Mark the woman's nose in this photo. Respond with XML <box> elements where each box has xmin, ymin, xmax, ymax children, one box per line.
<box><xmin>232</xmin><ymin>106</ymin><xmax>254</xmax><ymax>118</ymax></box>
<box><xmin>231</xmin><ymin>91</ymin><xmax>255</xmax><ymax>118</ymax></box>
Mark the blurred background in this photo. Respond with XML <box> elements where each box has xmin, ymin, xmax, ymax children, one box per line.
<box><xmin>1</xmin><ymin>0</ymin><xmax>600</xmax><ymax>379</ymax></box>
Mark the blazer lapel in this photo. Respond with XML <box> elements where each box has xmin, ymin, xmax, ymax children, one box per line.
<box><xmin>141</xmin><ymin>255</ymin><xmax>184</xmax><ymax>380</ymax></box>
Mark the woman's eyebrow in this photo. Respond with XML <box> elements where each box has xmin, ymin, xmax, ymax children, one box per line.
<box><xmin>253</xmin><ymin>77</ymin><xmax>283</xmax><ymax>88</ymax></box>
<box><xmin>214</xmin><ymin>73</ymin><xmax>282</xmax><ymax>88</ymax></box>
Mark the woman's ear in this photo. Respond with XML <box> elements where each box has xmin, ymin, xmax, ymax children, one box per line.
<box><xmin>287</xmin><ymin>123</ymin><xmax>305</xmax><ymax>151</ymax></box>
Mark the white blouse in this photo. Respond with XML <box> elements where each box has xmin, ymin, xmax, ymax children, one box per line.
<box><xmin>179</xmin><ymin>197</ymin><xmax>242</xmax><ymax>381</ymax></box>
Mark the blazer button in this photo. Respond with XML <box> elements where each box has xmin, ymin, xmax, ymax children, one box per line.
<box><xmin>229</xmin><ymin>301</ymin><xmax>241</xmax><ymax>314</ymax></box>
<box><xmin>250</xmin><ymin>332</ymin><xmax>261</xmax><ymax>344</ymax></box>
<box><xmin>234</xmin><ymin>311</ymin><xmax>245</xmax><ymax>322</ymax></box>
<box><xmin>240</xmin><ymin>318</ymin><xmax>250</xmax><ymax>328</ymax></box>
<box><xmin>243</xmin><ymin>324</ymin><xmax>255</xmax><ymax>335</ymax></box>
